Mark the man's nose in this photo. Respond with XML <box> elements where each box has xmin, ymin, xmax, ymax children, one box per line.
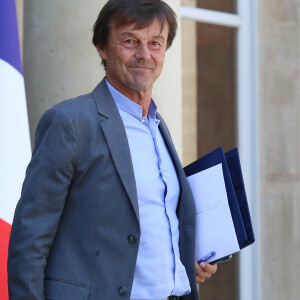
<box><xmin>135</xmin><ymin>43</ymin><xmax>151</xmax><ymax>61</ymax></box>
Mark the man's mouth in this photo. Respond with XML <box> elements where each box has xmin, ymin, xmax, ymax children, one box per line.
<box><xmin>127</xmin><ymin>63</ymin><xmax>154</xmax><ymax>71</ymax></box>
<box><xmin>129</xmin><ymin>66</ymin><xmax>152</xmax><ymax>70</ymax></box>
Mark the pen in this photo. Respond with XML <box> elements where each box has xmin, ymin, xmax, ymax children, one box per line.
<box><xmin>197</xmin><ymin>251</ymin><xmax>216</xmax><ymax>264</ymax></box>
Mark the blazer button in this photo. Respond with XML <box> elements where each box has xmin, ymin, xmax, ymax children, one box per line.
<box><xmin>118</xmin><ymin>286</ymin><xmax>127</xmax><ymax>295</ymax></box>
<box><xmin>128</xmin><ymin>234</ymin><xmax>136</xmax><ymax>244</ymax></box>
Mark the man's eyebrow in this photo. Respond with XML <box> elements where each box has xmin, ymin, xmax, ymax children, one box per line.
<box><xmin>120</xmin><ymin>32</ymin><xmax>137</xmax><ymax>37</ymax></box>
<box><xmin>153</xmin><ymin>35</ymin><xmax>165</xmax><ymax>41</ymax></box>
<box><xmin>120</xmin><ymin>31</ymin><xmax>165</xmax><ymax>41</ymax></box>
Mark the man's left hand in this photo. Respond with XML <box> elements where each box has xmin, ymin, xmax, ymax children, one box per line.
<box><xmin>195</xmin><ymin>259</ymin><xmax>217</xmax><ymax>283</ymax></box>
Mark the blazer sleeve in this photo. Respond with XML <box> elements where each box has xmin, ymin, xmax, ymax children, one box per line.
<box><xmin>7</xmin><ymin>105</ymin><xmax>78</xmax><ymax>300</ymax></box>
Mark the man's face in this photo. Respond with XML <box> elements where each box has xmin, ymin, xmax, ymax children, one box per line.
<box><xmin>98</xmin><ymin>19</ymin><xmax>169</xmax><ymax>94</ymax></box>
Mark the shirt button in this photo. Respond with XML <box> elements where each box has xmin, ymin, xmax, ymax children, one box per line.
<box><xmin>118</xmin><ymin>286</ymin><xmax>127</xmax><ymax>295</ymax></box>
<box><xmin>128</xmin><ymin>234</ymin><xmax>136</xmax><ymax>244</ymax></box>
<box><xmin>141</xmin><ymin>119</ymin><xmax>145</xmax><ymax>123</ymax></box>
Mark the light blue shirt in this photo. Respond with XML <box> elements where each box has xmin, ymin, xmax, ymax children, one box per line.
<box><xmin>106</xmin><ymin>80</ymin><xmax>191</xmax><ymax>300</ymax></box>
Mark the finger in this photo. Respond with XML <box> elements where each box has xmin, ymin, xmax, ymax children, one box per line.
<box><xmin>196</xmin><ymin>275</ymin><xmax>205</xmax><ymax>283</ymax></box>
<box><xmin>195</xmin><ymin>264</ymin><xmax>207</xmax><ymax>278</ymax></box>
<box><xmin>195</xmin><ymin>260</ymin><xmax>202</xmax><ymax>276</ymax></box>
<box><xmin>200</xmin><ymin>271</ymin><xmax>212</xmax><ymax>279</ymax></box>
<box><xmin>200</xmin><ymin>262</ymin><xmax>217</xmax><ymax>275</ymax></box>
<box><xmin>195</xmin><ymin>260</ymin><xmax>203</xmax><ymax>276</ymax></box>
<box><xmin>195</xmin><ymin>265</ymin><xmax>212</xmax><ymax>279</ymax></box>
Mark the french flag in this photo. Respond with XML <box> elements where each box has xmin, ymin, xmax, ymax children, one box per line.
<box><xmin>0</xmin><ymin>0</ymin><xmax>31</xmax><ymax>299</ymax></box>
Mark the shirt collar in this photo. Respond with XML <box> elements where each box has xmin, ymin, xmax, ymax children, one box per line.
<box><xmin>106</xmin><ymin>79</ymin><xmax>157</xmax><ymax>120</ymax></box>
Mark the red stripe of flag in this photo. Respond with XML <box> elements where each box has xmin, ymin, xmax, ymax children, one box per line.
<box><xmin>0</xmin><ymin>218</ymin><xmax>11</xmax><ymax>300</ymax></box>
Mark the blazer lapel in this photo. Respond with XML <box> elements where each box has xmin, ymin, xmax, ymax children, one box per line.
<box><xmin>157</xmin><ymin>113</ymin><xmax>195</xmax><ymax>225</ymax></box>
<box><xmin>157</xmin><ymin>113</ymin><xmax>183</xmax><ymax>179</ymax></box>
<box><xmin>92</xmin><ymin>79</ymin><xmax>139</xmax><ymax>222</ymax></box>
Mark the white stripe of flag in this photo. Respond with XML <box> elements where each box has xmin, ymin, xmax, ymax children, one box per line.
<box><xmin>0</xmin><ymin>59</ymin><xmax>31</xmax><ymax>224</ymax></box>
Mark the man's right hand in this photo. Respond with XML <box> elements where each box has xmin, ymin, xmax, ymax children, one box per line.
<box><xmin>195</xmin><ymin>259</ymin><xmax>217</xmax><ymax>283</ymax></box>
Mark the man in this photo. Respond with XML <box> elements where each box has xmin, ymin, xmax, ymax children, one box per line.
<box><xmin>8</xmin><ymin>1</ymin><xmax>217</xmax><ymax>299</ymax></box>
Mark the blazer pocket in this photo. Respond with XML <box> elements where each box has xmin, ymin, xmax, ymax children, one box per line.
<box><xmin>45</xmin><ymin>279</ymin><xmax>90</xmax><ymax>300</ymax></box>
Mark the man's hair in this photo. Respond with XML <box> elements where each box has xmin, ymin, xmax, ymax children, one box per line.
<box><xmin>92</xmin><ymin>0</ymin><xmax>177</xmax><ymax>66</ymax></box>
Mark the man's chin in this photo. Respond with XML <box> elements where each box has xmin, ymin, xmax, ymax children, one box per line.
<box><xmin>128</xmin><ymin>80</ymin><xmax>153</xmax><ymax>92</ymax></box>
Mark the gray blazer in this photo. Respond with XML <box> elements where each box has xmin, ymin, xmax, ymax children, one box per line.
<box><xmin>8</xmin><ymin>79</ymin><xmax>198</xmax><ymax>300</ymax></box>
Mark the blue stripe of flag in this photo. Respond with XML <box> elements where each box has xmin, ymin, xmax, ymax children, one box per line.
<box><xmin>0</xmin><ymin>0</ymin><xmax>22</xmax><ymax>74</ymax></box>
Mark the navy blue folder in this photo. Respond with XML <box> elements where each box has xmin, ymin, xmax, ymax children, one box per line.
<box><xmin>184</xmin><ymin>147</ymin><xmax>255</xmax><ymax>252</ymax></box>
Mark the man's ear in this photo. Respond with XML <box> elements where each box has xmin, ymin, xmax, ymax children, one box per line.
<box><xmin>96</xmin><ymin>45</ymin><xmax>107</xmax><ymax>60</ymax></box>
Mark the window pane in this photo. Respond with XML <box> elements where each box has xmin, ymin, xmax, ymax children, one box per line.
<box><xmin>182</xmin><ymin>0</ymin><xmax>237</xmax><ymax>14</ymax></box>
<box><xmin>181</xmin><ymin>17</ymin><xmax>238</xmax><ymax>300</ymax></box>
<box><xmin>196</xmin><ymin>23</ymin><xmax>237</xmax><ymax>158</ymax></box>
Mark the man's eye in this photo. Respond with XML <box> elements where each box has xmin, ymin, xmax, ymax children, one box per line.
<box><xmin>151</xmin><ymin>41</ymin><xmax>161</xmax><ymax>48</ymax></box>
<box><xmin>122</xmin><ymin>39</ymin><xmax>136</xmax><ymax>47</ymax></box>
<box><xmin>125</xmin><ymin>39</ymin><xmax>134</xmax><ymax>44</ymax></box>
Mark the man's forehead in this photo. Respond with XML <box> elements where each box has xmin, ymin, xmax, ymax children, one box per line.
<box><xmin>110</xmin><ymin>19</ymin><xmax>168</xmax><ymax>36</ymax></box>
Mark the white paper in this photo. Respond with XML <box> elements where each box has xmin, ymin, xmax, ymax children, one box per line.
<box><xmin>187</xmin><ymin>163</ymin><xmax>240</xmax><ymax>263</ymax></box>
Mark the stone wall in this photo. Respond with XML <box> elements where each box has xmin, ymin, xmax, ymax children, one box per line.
<box><xmin>258</xmin><ymin>1</ymin><xmax>300</xmax><ymax>299</ymax></box>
